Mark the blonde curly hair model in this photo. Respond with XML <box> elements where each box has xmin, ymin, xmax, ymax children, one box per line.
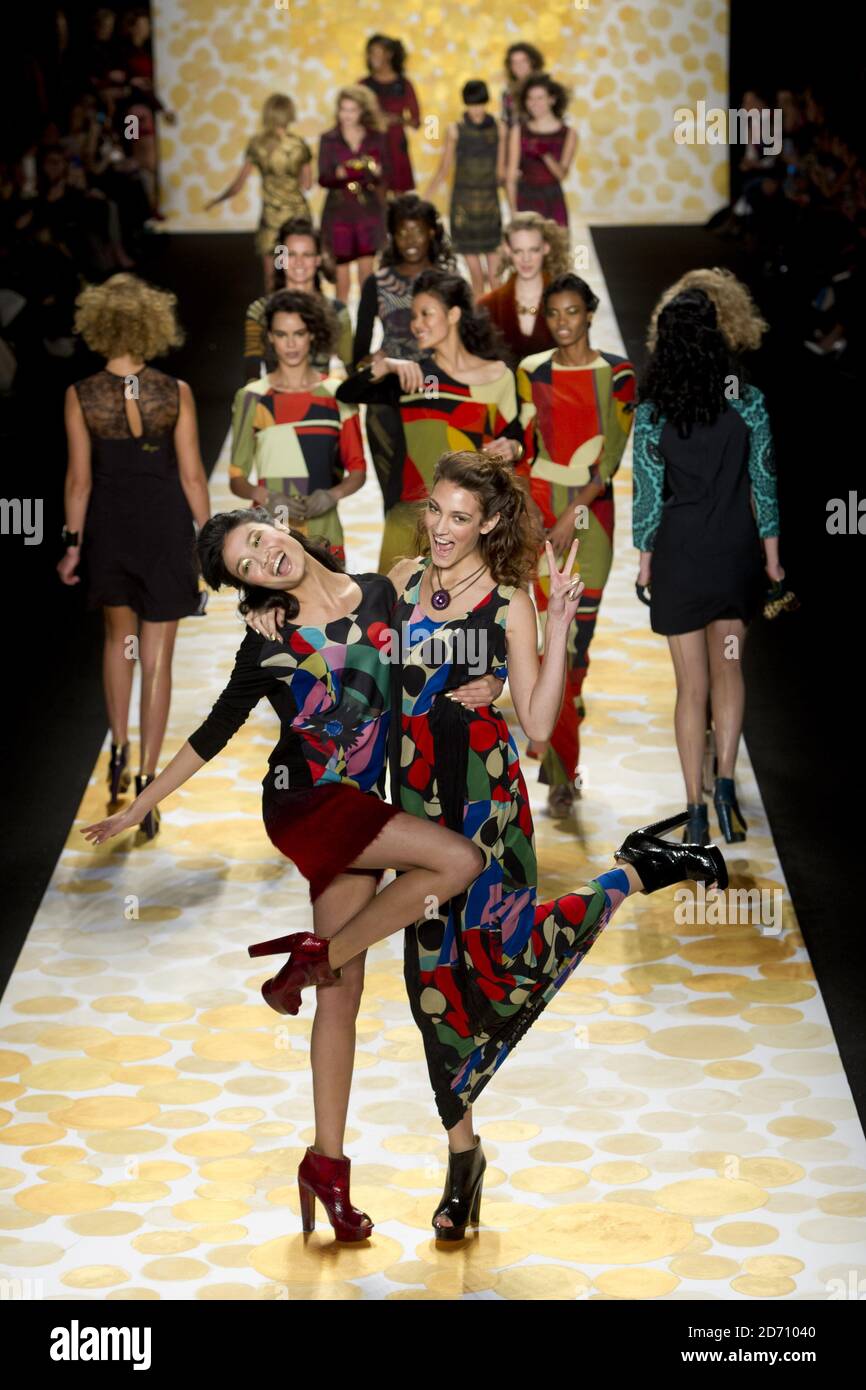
<box><xmin>74</xmin><ymin>274</ymin><xmax>184</xmax><ymax>361</ymax></box>
<box><xmin>500</xmin><ymin>211</ymin><xmax>571</xmax><ymax>282</ymax></box>
<box><xmin>335</xmin><ymin>84</ymin><xmax>387</xmax><ymax>134</ymax></box>
<box><xmin>647</xmin><ymin>267</ymin><xmax>768</xmax><ymax>355</ymax></box>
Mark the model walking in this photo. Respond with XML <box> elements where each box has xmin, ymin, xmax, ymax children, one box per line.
<box><xmin>360</xmin><ymin>33</ymin><xmax>421</xmax><ymax>194</ymax></box>
<box><xmin>205</xmin><ymin>93</ymin><xmax>312</xmax><ymax>291</ymax></box>
<box><xmin>424</xmin><ymin>80</ymin><xmax>505</xmax><ymax>297</ymax></box>
<box><xmin>500</xmin><ymin>42</ymin><xmax>545</xmax><ymax>130</ymax></box>
<box><xmin>477</xmin><ymin>211</ymin><xmax>570</xmax><ymax>361</ymax></box>
<box><xmin>83</xmin><ymin>510</ymin><xmax>485</xmax><ymax>1243</ymax></box>
<box><xmin>318</xmin><ymin>86</ymin><xmax>387</xmax><ymax>303</ymax></box>
<box><xmin>337</xmin><ymin>268</ymin><xmax>526</xmax><ymax>573</ymax></box>
<box><xmin>243</xmin><ymin>217</ymin><xmax>352</xmax><ymax>381</ymax></box>
<box><xmin>506</xmin><ymin>73</ymin><xmax>576</xmax><ymax>228</ymax></box>
<box><xmin>58</xmin><ymin>274</ymin><xmax>210</xmax><ymax>838</ymax></box>
<box><xmin>517</xmin><ymin>273</ymin><xmax>636</xmax><ymax>814</ymax></box>
<box><xmin>633</xmin><ymin>289</ymin><xmax>781</xmax><ymax>844</ymax></box>
<box><xmin>229</xmin><ymin>290</ymin><xmax>365</xmax><ymax>564</ymax></box>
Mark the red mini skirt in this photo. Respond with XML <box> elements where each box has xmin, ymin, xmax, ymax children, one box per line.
<box><xmin>263</xmin><ymin>783</ymin><xmax>401</xmax><ymax>903</ymax></box>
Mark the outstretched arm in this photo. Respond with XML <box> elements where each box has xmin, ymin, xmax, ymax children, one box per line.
<box><xmin>205</xmin><ymin>160</ymin><xmax>253</xmax><ymax>210</ymax></box>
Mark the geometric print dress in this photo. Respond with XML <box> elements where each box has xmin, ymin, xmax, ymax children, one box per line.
<box><xmin>389</xmin><ymin>560</ymin><xmax>630</xmax><ymax>1128</ymax></box>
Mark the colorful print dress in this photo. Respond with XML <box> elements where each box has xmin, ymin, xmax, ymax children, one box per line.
<box><xmin>389</xmin><ymin>560</ymin><xmax>630</xmax><ymax>1128</ymax></box>
<box><xmin>518</xmin><ymin>348</ymin><xmax>636</xmax><ymax>786</ymax></box>
<box><xmin>187</xmin><ymin>573</ymin><xmax>400</xmax><ymax>903</ymax></box>
<box><xmin>229</xmin><ymin>375</ymin><xmax>365</xmax><ymax>562</ymax></box>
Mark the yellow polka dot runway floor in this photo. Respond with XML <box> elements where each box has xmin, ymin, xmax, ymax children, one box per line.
<box><xmin>2</xmin><ymin>227</ymin><xmax>864</xmax><ymax>1303</ymax></box>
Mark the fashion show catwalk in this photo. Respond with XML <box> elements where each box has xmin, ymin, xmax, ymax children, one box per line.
<box><xmin>2</xmin><ymin>225</ymin><xmax>863</xmax><ymax>1304</ymax></box>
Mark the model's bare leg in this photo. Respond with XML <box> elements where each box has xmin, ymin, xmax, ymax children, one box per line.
<box><xmin>335</xmin><ymin>262</ymin><xmax>351</xmax><ymax>303</ymax></box>
<box><xmin>706</xmin><ymin>617</ymin><xmax>747</xmax><ymax>779</ymax></box>
<box><xmin>308</xmin><ymin>871</ymin><xmax>376</xmax><ymax>1159</ymax></box>
<box><xmin>667</xmin><ymin>630</ymin><xmax>710</xmax><ymax>804</ymax></box>
<box><xmin>464</xmin><ymin>253</ymin><xmax>484</xmax><ymax>298</ymax></box>
<box><xmin>357</xmin><ymin>255</ymin><xmax>374</xmax><ymax>290</ymax></box>
<box><xmin>102</xmin><ymin>605</ymin><xmax>137</xmax><ymax>746</ymax></box>
<box><xmin>138</xmin><ymin>619</ymin><xmax>178</xmax><ymax>777</ymax></box>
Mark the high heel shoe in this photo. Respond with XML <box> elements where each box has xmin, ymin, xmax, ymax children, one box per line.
<box><xmin>614</xmin><ymin>810</ymin><xmax>728</xmax><ymax>893</ymax></box>
<box><xmin>135</xmin><ymin>774</ymin><xmax>160</xmax><ymax>840</ymax></box>
<box><xmin>683</xmin><ymin>801</ymin><xmax>709</xmax><ymax>846</ymax></box>
<box><xmin>432</xmin><ymin>1135</ymin><xmax>486</xmax><ymax>1241</ymax></box>
<box><xmin>107</xmin><ymin>742</ymin><xmax>130</xmax><ymax>802</ymax></box>
<box><xmin>713</xmin><ymin>776</ymin><xmax>747</xmax><ymax>843</ymax></box>
<box><xmin>297</xmin><ymin>1146</ymin><xmax>373</xmax><ymax>1242</ymax></box>
<box><xmin>247</xmin><ymin>932</ymin><xmax>341</xmax><ymax>1016</ymax></box>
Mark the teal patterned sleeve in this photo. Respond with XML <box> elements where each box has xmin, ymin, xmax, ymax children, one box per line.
<box><xmin>632</xmin><ymin>402</ymin><xmax>666</xmax><ymax>551</ymax></box>
<box><xmin>730</xmin><ymin>386</ymin><xmax>780</xmax><ymax>538</ymax></box>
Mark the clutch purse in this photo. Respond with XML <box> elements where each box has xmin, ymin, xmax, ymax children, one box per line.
<box><xmin>763</xmin><ymin>579</ymin><xmax>800</xmax><ymax>620</ymax></box>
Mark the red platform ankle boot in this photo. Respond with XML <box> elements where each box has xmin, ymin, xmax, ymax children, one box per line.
<box><xmin>297</xmin><ymin>1146</ymin><xmax>374</xmax><ymax>1242</ymax></box>
<box><xmin>247</xmin><ymin>933</ymin><xmax>341</xmax><ymax>1016</ymax></box>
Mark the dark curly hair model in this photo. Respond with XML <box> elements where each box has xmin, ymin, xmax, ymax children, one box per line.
<box><xmin>504</xmin><ymin>42</ymin><xmax>545</xmax><ymax>81</ymax></box>
<box><xmin>517</xmin><ymin>72</ymin><xmax>570</xmax><ymax>121</ymax></box>
<box><xmin>264</xmin><ymin>288</ymin><xmax>337</xmax><ymax>360</ymax></box>
<box><xmin>415</xmin><ymin>451</ymin><xmax>543</xmax><ymax>587</ymax></box>
<box><xmin>639</xmin><ymin>289</ymin><xmax>734</xmax><ymax>438</ymax></box>
<box><xmin>542</xmin><ymin>272</ymin><xmax>600</xmax><ymax>314</ymax></box>
<box><xmin>365</xmin><ymin>33</ymin><xmax>406</xmax><ymax>76</ymax></box>
<box><xmin>196</xmin><ymin>506</ymin><xmax>344</xmax><ymax>622</ymax></box>
<box><xmin>380</xmin><ymin>193</ymin><xmax>456</xmax><ymax>271</ymax></box>
<box><xmin>411</xmin><ymin>269</ymin><xmax>504</xmax><ymax>361</ymax></box>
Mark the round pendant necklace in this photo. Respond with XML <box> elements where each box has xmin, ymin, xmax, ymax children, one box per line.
<box><xmin>517</xmin><ymin>299</ymin><xmax>540</xmax><ymax>315</ymax></box>
<box><xmin>430</xmin><ymin>560</ymin><xmax>487</xmax><ymax>611</ymax></box>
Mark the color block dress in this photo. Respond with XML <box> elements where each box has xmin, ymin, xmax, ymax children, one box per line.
<box><xmin>389</xmin><ymin>561</ymin><xmax>631</xmax><ymax>1129</ymax></box>
<box><xmin>187</xmin><ymin>573</ymin><xmax>400</xmax><ymax>902</ymax></box>
<box><xmin>229</xmin><ymin>375</ymin><xmax>365</xmax><ymax>563</ymax></box>
<box><xmin>517</xmin><ymin>348</ymin><xmax>636</xmax><ymax>787</ymax></box>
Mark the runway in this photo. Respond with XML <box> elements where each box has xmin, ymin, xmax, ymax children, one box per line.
<box><xmin>1</xmin><ymin>225</ymin><xmax>863</xmax><ymax>1303</ymax></box>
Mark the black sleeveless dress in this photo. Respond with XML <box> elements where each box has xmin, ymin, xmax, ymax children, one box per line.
<box><xmin>75</xmin><ymin>366</ymin><xmax>201</xmax><ymax>621</ymax></box>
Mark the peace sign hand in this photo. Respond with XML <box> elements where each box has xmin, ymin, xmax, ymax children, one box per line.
<box><xmin>544</xmin><ymin>538</ymin><xmax>584</xmax><ymax>625</ymax></box>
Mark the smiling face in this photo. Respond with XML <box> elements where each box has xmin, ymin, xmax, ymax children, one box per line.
<box><xmin>338</xmin><ymin>96</ymin><xmax>362</xmax><ymax>126</ymax></box>
<box><xmin>281</xmin><ymin>234</ymin><xmax>320</xmax><ymax>288</ymax></box>
<box><xmin>506</xmin><ymin>227</ymin><xmax>549</xmax><ymax>281</ymax></box>
<box><xmin>267</xmin><ymin>310</ymin><xmax>311</xmax><ymax>370</ymax></box>
<box><xmin>223</xmin><ymin>520</ymin><xmax>306</xmax><ymax>589</ymax></box>
<box><xmin>367</xmin><ymin>41</ymin><xmax>389</xmax><ymax>73</ymax></box>
<box><xmin>411</xmin><ymin>291</ymin><xmax>457</xmax><ymax>351</ymax></box>
<box><xmin>524</xmin><ymin>83</ymin><xmax>553</xmax><ymax>120</ymax></box>
<box><xmin>424</xmin><ymin>480</ymin><xmax>499</xmax><ymax>570</ymax></box>
<box><xmin>545</xmin><ymin>289</ymin><xmax>593</xmax><ymax>347</ymax></box>
<box><xmin>509</xmin><ymin>50</ymin><xmax>533</xmax><ymax>82</ymax></box>
<box><xmin>394</xmin><ymin>216</ymin><xmax>433</xmax><ymax>266</ymax></box>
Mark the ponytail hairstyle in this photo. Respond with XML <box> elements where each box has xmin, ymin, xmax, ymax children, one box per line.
<box><xmin>501</xmin><ymin>211</ymin><xmax>571</xmax><ymax>282</ymax></box>
<box><xmin>195</xmin><ymin>506</ymin><xmax>344</xmax><ymax>622</ymax></box>
<box><xmin>639</xmin><ymin>289</ymin><xmax>732</xmax><ymax>437</ymax></box>
<box><xmin>415</xmin><ymin>450</ymin><xmax>543</xmax><ymax>587</ymax></box>
<box><xmin>276</xmin><ymin>216</ymin><xmax>337</xmax><ymax>290</ymax></box>
<box><xmin>411</xmin><ymin>269</ymin><xmax>505</xmax><ymax>360</ymax></box>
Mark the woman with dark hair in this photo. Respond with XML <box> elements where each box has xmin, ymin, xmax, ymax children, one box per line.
<box><xmin>337</xmin><ymin>268</ymin><xmax>526</xmax><ymax>572</ymax></box>
<box><xmin>478</xmin><ymin>210</ymin><xmax>570</xmax><ymax>360</ymax></box>
<box><xmin>243</xmin><ymin>217</ymin><xmax>352</xmax><ymax>381</ymax></box>
<box><xmin>360</xmin><ymin>33</ymin><xmax>420</xmax><ymax>194</ymax></box>
<box><xmin>82</xmin><ymin>509</ymin><xmax>486</xmax><ymax>1243</ymax></box>
<box><xmin>517</xmin><ymin>273</ymin><xmax>636</xmax><ymax>815</ymax></box>
<box><xmin>501</xmin><ymin>42</ymin><xmax>545</xmax><ymax>128</ymax></box>
<box><xmin>506</xmin><ymin>73</ymin><xmax>576</xmax><ymax>228</ymax></box>
<box><xmin>229</xmin><ymin>290</ymin><xmax>365</xmax><ymax>564</ymax></box>
<box><xmin>424</xmin><ymin>80</ymin><xmax>505</xmax><ymax>297</ymax></box>
<box><xmin>248</xmin><ymin>453</ymin><xmax>728</xmax><ymax>1239</ymax></box>
<box><xmin>58</xmin><ymin>274</ymin><xmax>210</xmax><ymax>839</ymax></box>
<box><xmin>206</xmin><ymin>93</ymin><xmax>312</xmax><ymax>291</ymax></box>
<box><xmin>633</xmin><ymin>289</ymin><xmax>782</xmax><ymax>845</ymax></box>
<box><xmin>318</xmin><ymin>85</ymin><xmax>387</xmax><ymax>303</ymax></box>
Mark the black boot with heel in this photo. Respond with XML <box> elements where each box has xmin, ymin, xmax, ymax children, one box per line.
<box><xmin>432</xmin><ymin>1135</ymin><xmax>486</xmax><ymax>1241</ymax></box>
<box><xmin>713</xmin><ymin>777</ymin><xmax>747</xmax><ymax>843</ymax></box>
<box><xmin>614</xmin><ymin>810</ymin><xmax>728</xmax><ymax>893</ymax></box>
<box><xmin>107</xmin><ymin>742</ymin><xmax>130</xmax><ymax>803</ymax></box>
<box><xmin>135</xmin><ymin>773</ymin><xmax>160</xmax><ymax>841</ymax></box>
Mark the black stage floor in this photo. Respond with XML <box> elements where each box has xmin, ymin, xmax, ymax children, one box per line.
<box><xmin>2</xmin><ymin>227</ymin><xmax>862</xmax><ymax>1130</ymax></box>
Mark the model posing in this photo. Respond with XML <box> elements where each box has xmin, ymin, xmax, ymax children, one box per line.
<box><xmin>58</xmin><ymin>274</ymin><xmax>210</xmax><ymax>838</ymax></box>
<box><xmin>338</xmin><ymin>268</ymin><xmax>526</xmax><ymax>574</ymax></box>
<box><xmin>360</xmin><ymin>33</ymin><xmax>421</xmax><ymax>194</ymax></box>
<box><xmin>424</xmin><ymin>80</ymin><xmax>505</xmax><ymax>297</ymax></box>
<box><xmin>517</xmin><ymin>273</ymin><xmax>636</xmax><ymax>814</ymax></box>
<box><xmin>229</xmin><ymin>290</ymin><xmax>365</xmax><ymax>564</ymax></box>
<box><xmin>506</xmin><ymin>73</ymin><xmax>576</xmax><ymax>229</ymax></box>
<box><xmin>633</xmin><ymin>289</ymin><xmax>781</xmax><ymax>844</ymax></box>
<box><xmin>318</xmin><ymin>85</ymin><xmax>387</xmax><ymax>303</ymax></box>
<box><xmin>206</xmin><ymin>93</ymin><xmax>312</xmax><ymax>291</ymax></box>
<box><xmin>247</xmin><ymin>452</ymin><xmax>728</xmax><ymax>1239</ymax></box>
